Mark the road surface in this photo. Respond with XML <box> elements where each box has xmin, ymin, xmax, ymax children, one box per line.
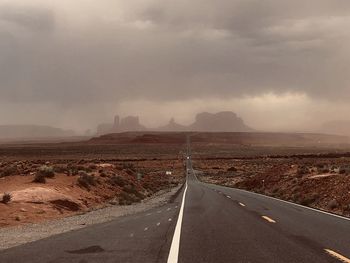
<box><xmin>0</xmin><ymin>157</ymin><xmax>349</xmax><ymax>262</ymax></box>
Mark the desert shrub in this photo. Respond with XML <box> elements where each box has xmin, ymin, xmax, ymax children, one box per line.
<box><xmin>311</xmin><ymin>193</ymin><xmax>320</xmax><ymax>200</ymax></box>
<box><xmin>108</xmin><ymin>175</ymin><xmax>127</xmax><ymax>187</ymax></box>
<box><xmin>299</xmin><ymin>197</ymin><xmax>315</xmax><ymax>206</ymax></box>
<box><xmin>2</xmin><ymin>193</ymin><xmax>12</xmax><ymax>204</ymax></box>
<box><xmin>316</xmin><ymin>163</ymin><xmax>325</xmax><ymax>168</ymax></box>
<box><xmin>123</xmin><ymin>185</ymin><xmax>145</xmax><ymax>200</ymax></box>
<box><xmin>227</xmin><ymin>166</ymin><xmax>237</xmax><ymax>172</ymax></box>
<box><xmin>83</xmin><ymin>166</ymin><xmax>93</xmax><ymax>173</ymax></box>
<box><xmin>142</xmin><ymin>181</ymin><xmax>154</xmax><ymax>192</ymax></box>
<box><xmin>321</xmin><ymin>168</ymin><xmax>330</xmax><ymax>173</ymax></box>
<box><xmin>38</xmin><ymin>165</ymin><xmax>55</xmax><ymax>178</ymax></box>
<box><xmin>327</xmin><ymin>199</ymin><xmax>338</xmax><ymax>210</ymax></box>
<box><xmin>53</xmin><ymin>165</ymin><xmax>68</xmax><ymax>173</ymax></box>
<box><xmin>272</xmin><ymin>187</ymin><xmax>279</xmax><ymax>194</ymax></box>
<box><xmin>33</xmin><ymin>173</ymin><xmax>46</xmax><ymax>183</ymax></box>
<box><xmin>339</xmin><ymin>166</ymin><xmax>350</xmax><ymax>175</ymax></box>
<box><xmin>119</xmin><ymin>191</ymin><xmax>133</xmax><ymax>205</ymax></box>
<box><xmin>68</xmin><ymin>164</ymin><xmax>90</xmax><ymax>175</ymax></box>
<box><xmin>291</xmin><ymin>193</ymin><xmax>301</xmax><ymax>203</ymax></box>
<box><xmin>298</xmin><ymin>192</ymin><xmax>320</xmax><ymax>206</ymax></box>
<box><xmin>122</xmin><ymin>162</ymin><xmax>135</xmax><ymax>170</ymax></box>
<box><xmin>118</xmin><ymin>189</ymin><xmax>144</xmax><ymax>205</ymax></box>
<box><xmin>88</xmin><ymin>164</ymin><xmax>97</xmax><ymax>170</ymax></box>
<box><xmin>316</xmin><ymin>166</ymin><xmax>329</xmax><ymax>174</ymax></box>
<box><xmin>125</xmin><ymin>169</ymin><xmax>135</xmax><ymax>176</ymax></box>
<box><xmin>70</xmin><ymin>169</ymin><xmax>79</xmax><ymax>176</ymax></box>
<box><xmin>344</xmin><ymin>204</ymin><xmax>350</xmax><ymax>213</ymax></box>
<box><xmin>297</xmin><ymin>166</ymin><xmax>308</xmax><ymax>176</ymax></box>
<box><xmin>99</xmin><ymin>172</ymin><xmax>107</xmax><ymax>177</ymax></box>
<box><xmin>0</xmin><ymin>166</ymin><xmax>18</xmax><ymax>177</ymax></box>
<box><xmin>339</xmin><ymin>168</ymin><xmax>346</xmax><ymax>174</ymax></box>
<box><xmin>291</xmin><ymin>178</ymin><xmax>298</xmax><ymax>184</ymax></box>
<box><xmin>77</xmin><ymin>173</ymin><xmax>96</xmax><ymax>190</ymax></box>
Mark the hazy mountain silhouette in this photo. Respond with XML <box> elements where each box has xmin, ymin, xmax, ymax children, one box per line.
<box><xmin>188</xmin><ymin>112</ymin><xmax>253</xmax><ymax>132</ymax></box>
<box><xmin>0</xmin><ymin>125</ymin><xmax>75</xmax><ymax>139</ymax></box>
<box><xmin>158</xmin><ymin>118</ymin><xmax>188</xmax><ymax>131</ymax></box>
<box><xmin>97</xmin><ymin>115</ymin><xmax>146</xmax><ymax>135</ymax></box>
<box><xmin>96</xmin><ymin>111</ymin><xmax>253</xmax><ymax>134</ymax></box>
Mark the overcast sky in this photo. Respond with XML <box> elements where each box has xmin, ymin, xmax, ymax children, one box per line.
<box><xmin>0</xmin><ymin>0</ymin><xmax>349</xmax><ymax>132</ymax></box>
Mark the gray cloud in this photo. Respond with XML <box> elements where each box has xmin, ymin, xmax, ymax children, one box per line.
<box><xmin>0</xmin><ymin>0</ymin><xmax>349</xmax><ymax>131</ymax></box>
<box><xmin>0</xmin><ymin>4</ymin><xmax>54</xmax><ymax>32</ymax></box>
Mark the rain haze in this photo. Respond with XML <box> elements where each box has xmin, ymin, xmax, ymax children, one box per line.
<box><xmin>2</xmin><ymin>2</ymin><xmax>350</xmax><ymax>261</ymax></box>
<box><xmin>1</xmin><ymin>0</ymin><xmax>350</xmax><ymax>134</ymax></box>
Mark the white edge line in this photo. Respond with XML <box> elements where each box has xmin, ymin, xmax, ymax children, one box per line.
<box><xmin>207</xmin><ymin>184</ymin><xmax>350</xmax><ymax>222</ymax></box>
<box><xmin>325</xmin><ymin>249</ymin><xmax>350</xmax><ymax>263</ymax></box>
<box><xmin>167</xmin><ymin>181</ymin><xmax>188</xmax><ymax>263</ymax></box>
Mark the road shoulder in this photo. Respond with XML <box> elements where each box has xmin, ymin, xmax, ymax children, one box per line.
<box><xmin>0</xmin><ymin>185</ymin><xmax>181</xmax><ymax>250</ymax></box>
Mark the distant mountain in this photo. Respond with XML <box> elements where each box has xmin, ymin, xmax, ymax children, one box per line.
<box><xmin>89</xmin><ymin>131</ymin><xmax>349</xmax><ymax>147</ymax></box>
<box><xmin>158</xmin><ymin>118</ymin><xmax>188</xmax><ymax>132</ymax></box>
<box><xmin>189</xmin><ymin>112</ymin><xmax>253</xmax><ymax>132</ymax></box>
<box><xmin>96</xmin><ymin>111</ymin><xmax>253</xmax><ymax>135</ymax></box>
<box><xmin>120</xmin><ymin>116</ymin><xmax>146</xmax><ymax>132</ymax></box>
<box><xmin>97</xmin><ymin>115</ymin><xmax>146</xmax><ymax>135</ymax></box>
<box><xmin>320</xmin><ymin>120</ymin><xmax>350</xmax><ymax>136</ymax></box>
<box><xmin>0</xmin><ymin>125</ymin><xmax>75</xmax><ymax>139</ymax></box>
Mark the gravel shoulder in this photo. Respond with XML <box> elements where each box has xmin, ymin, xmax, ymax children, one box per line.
<box><xmin>0</xmin><ymin>185</ymin><xmax>181</xmax><ymax>250</ymax></box>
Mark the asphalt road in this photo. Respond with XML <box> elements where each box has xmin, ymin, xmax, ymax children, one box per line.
<box><xmin>1</xmin><ymin>158</ymin><xmax>350</xmax><ymax>263</ymax></box>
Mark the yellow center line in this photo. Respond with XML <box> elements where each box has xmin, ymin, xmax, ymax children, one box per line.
<box><xmin>239</xmin><ymin>202</ymin><xmax>246</xmax><ymax>207</ymax></box>
<box><xmin>325</xmin><ymin>249</ymin><xmax>350</xmax><ymax>263</ymax></box>
<box><xmin>262</xmin><ymin>216</ymin><xmax>276</xmax><ymax>223</ymax></box>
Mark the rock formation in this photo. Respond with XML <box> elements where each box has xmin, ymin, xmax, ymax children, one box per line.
<box><xmin>96</xmin><ymin>111</ymin><xmax>253</xmax><ymax>135</ymax></box>
<box><xmin>189</xmin><ymin>112</ymin><xmax>253</xmax><ymax>132</ymax></box>
<box><xmin>97</xmin><ymin>115</ymin><xmax>146</xmax><ymax>135</ymax></box>
<box><xmin>119</xmin><ymin>116</ymin><xmax>146</xmax><ymax>132</ymax></box>
<box><xmin>158</xmin><ymin>118</ymin><xmax>188</xmax><ymax>132</ymax></box>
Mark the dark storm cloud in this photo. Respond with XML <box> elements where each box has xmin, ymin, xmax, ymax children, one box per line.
<box><xmin>0</xmin><ymin>0</ymin><xmax>349</xmax><ymax>130</ymax></box>
<box><xmin>137</xmin><ymin>0</ymin><xmax>350</xmax><ymax>99</ymax></box>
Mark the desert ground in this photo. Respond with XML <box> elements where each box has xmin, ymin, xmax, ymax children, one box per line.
<box><xmin>1</xmin><ymin>131</ymin><xmax>350</xmax><ymax>229</ymax></box>
<box><xmin>194</xmin><ymin>151</ymin><xmax>350</xmax><ymax>218</ymax></box>
<box><xmin>0</xmin><ymin>137</ymin><xmax>185</xmax><ymax>228</ymax></box>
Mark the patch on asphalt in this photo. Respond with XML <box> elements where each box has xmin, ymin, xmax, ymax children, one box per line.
<box><xmin>67</xmin><ymin>245</ymin><xmax>105</xmax><ymax>254</ymax></box>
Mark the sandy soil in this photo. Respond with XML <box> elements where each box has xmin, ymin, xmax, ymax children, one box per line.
<box><xmin>0</xmin><ymin>159</ymin><xmax>184</xmax><ymax>228</ymax></box>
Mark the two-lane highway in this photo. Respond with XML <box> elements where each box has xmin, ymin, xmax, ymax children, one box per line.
<box><xmin>1</xmin><ymin>156</ymin><xmax>350</xmax><ymax>262</ymax></box>
<box><xmin>176</xmin><ymin>168</ymin><xmax>350</xmax><ymax>262</ymax></box>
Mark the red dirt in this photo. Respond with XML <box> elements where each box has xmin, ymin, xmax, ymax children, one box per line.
<box><xmin>1</xmin><ymin>131</ymin><xmax>350</xmax><ymax>227</ymax></box>
<box><xmin>89</xmin><ymin>131</ymin><xmax>349</xmax><ymax>146</ymax></box>
<box><xmin>0</xmin><ymin>159</ymin><xmax>183</xmax><ymax>228</ymax></box>
<box><xmin>197</xmin><ymin>157</ymin><xmax>350</xmax><ymax>217</ymax></box>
